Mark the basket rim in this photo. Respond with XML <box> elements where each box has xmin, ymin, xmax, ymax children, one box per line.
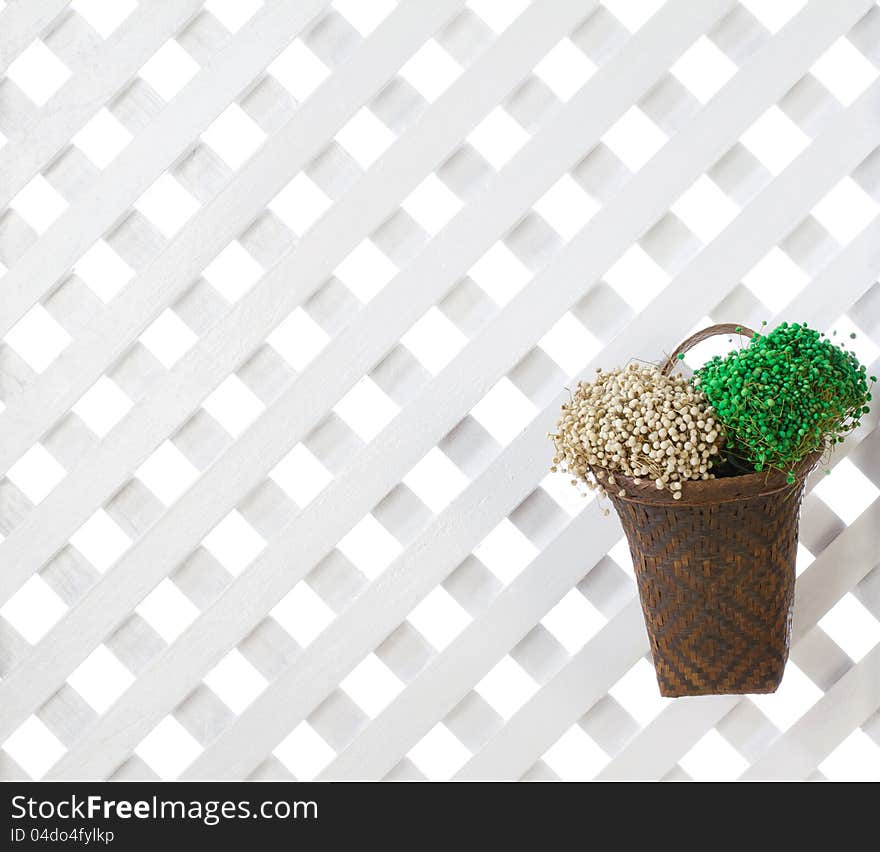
<box><xmin>593</xmin><ymin>451</ymin><xmax>822</xmax><ymax>507</ymax></box>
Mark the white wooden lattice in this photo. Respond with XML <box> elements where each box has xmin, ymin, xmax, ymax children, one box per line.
<box><xmin>1</xmin><ymin>0</ymin><xmax>879</xmax><ymax>781</ymax></box>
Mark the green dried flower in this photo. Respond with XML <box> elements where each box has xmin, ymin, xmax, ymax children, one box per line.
<box><xmin>693</xmin><ymin>321</ymin><xmax>873</xmax><ymax>475</ymax></box>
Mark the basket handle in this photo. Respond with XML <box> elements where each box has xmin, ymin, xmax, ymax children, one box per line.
<box><xmin>661</xmin><ymin>323</ymin><xmax>756</xmax><ymax>375</ymax></box>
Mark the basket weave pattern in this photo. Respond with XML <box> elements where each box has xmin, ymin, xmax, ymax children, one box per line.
<box><xmin>608</xmin><ymin>481</ymin><xmax>805</xmax><ymax>696</ymax></box>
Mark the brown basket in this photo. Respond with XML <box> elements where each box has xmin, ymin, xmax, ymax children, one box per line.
<box><xmin>604</xmin><ymin>324</ymin><xmax>818</xmax><ymax>697</ymax></box>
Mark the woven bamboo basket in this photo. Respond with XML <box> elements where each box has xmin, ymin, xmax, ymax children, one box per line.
<box><xmin>604</xmin><ymin>324</ymin><xmax>818</xmax><ymax>697</ymax></box>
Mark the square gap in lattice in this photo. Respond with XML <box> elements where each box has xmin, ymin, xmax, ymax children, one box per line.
<box><xmin>73</xmin><ymin>107</ymin><xmax>133</xmax><ymax>170</ymax></box>
<box><xmin>270</xmin><ymin>443</ymin><xmax>333</xmax><ymax>508</ymax></box>
<box><xmin>812</xmin><ymin>456</ymin><xmax>880</xmax><ymax>526</ymax></box>
<box><xmin>469</xmin><ymin>377</ymin><xmax>539</xmax><ymax>447</ymax></box>
<box><xmin>135</xmin><ymin>578</ymin><xmax>200</xmax><ymax>643</ymax></box>
<box><xmin>740</xmin><ymin>106</ymin><xmax>810</xmax><ymax>177</ymax></box>
<box><xmin>475</xmin><ymin>655</ymin><xmax>538</xmax><ymax>720</ymax></box>
<box><xmin>269</xmin><ymin>172</ymin><xmax>333</xmax><ymax>236</ymax></box>
<box><xmin>534</xmin><ymin>37</ymin><xmax>596</xmax><ymax>102</ymax></box>
<box><xmin>467</xmin><ymin>107</ymin><xmax>530</xmax><ymax>171</ymax></box>
<box><xmin>749</xmin><ymin>661</ymin><xmax>822</xmax><ymax>731</ymax></box>
<box><xmin>333</xmin><ymin>377</ymin><xmax>399</xmax><ymax>442</ymax></box>
<box><xmin>608</xmin><ymin>658</ymin><xmax>671</xmax><ymax>728</ymax></box>
<box><xmin>401</xmin><ymin>306</ymin><xmax>468</xmax><ymax>375</ymax></box>
<box><xmin>202</xmin><ymin>240</ymin><xmax>264</xmax><ymax>303</ymax></box>
<box><xmin>819</xmin><ymin>729</ymin><xmax>880</xmax><ymax>781</ymax></box>
<box><xmin>4</xmin><ymin>303</ymin><xmax>71</xmax><ymax>373</ymax></box>
<box><xmin>467</xmin><ymin>241</ymin><xmax>532</xmax><ymax>307</ymax></box>
<box><xmin>67</xmin><ymin>644</ymin><xmax>135</xmax><ymax>714</ymax></box>
<box><xmin>202</xmin><ymin>104</ymin><xmax>267</xmax><ymax>170</ymax></box>
<box><xmin>541</xmin><ymin>588</ymin><xmax>606</xmax><ymax>655</ymax></box>
<box><xmin>818</xmin><ymin>593</ymin><xmax>880</xmax><ymax>662</ymax></box>
<box><xmin>134</xmin><ymin>173</ymin><xmax>200</xmax><ymax>238</ymax></box>
<box><xmin>135</xmin><ymin>717</ymin><xmax>202</xmax><ymax>780</ymax></box>
<box><xmin>407</xmin><ymin>722</ymin><xmax>471</xmax><ymax>780</ymax></box>
<box><xmin>542</xmin><ymin>725</ymin><xmax>609</xmax><ymax>780</ymax></box>
<box><xmin>533</xmin><ymin>174</ymin><xmax>599</xmax><ymax>242</ymax></box>
<box><xmin>271</xmin><ymin>581</ymin><xmax>335</xmax><ymax>647</ymax></box>
<box><xmin>138</xmin><ymin>40</ymin><xmax>199</xmax><ymax>102</ymax></box>
<box><xmin>72</xmin><ymin>375</ymin><xmax>133</xmax><ymax>438</ymax></box>
<box><xmin>810</xmin><ymin>36</ymin><xmax>879</xmax><ymax>107</ymax></box>
<box><xmin>0</xmin><ymin>574</ymin><xmax>67</xmax><ymax>644</ymax></box>
<box><xmin>6</xmin><ymin>40</ymin><xmax>71</xmax><ymax>106</ymax></box>
<box><xmin>202</xmin><ymin>374</ymin><xmax>266</xmax><ymax>437</ymax></box>
<box><xmin>70</xmin><ymin>510</ymin><xmax>132</xmax><ymax>573</ymax></box>
<box><xmin>204</xmin><ymin>0</ymin><xmax>264</xmax><ymax>34</ymax></box>
<box><xmin>601</xmin><ymin>106</ymin><xmax>667</xmax><ymax>174</ymax></box>
<box><xmin>678</xmin><ymin>730</ymin><xmax>749</xmax><ymax>781</ymax></box>
<box><xmin>334</xmin><ymin>239</ymin><xmax>398</xmax><ymax>304</ymax></box>
<box><xmin>73</xmin><ymin>239</ymin><xmax>135</xmax><ymax>303</ymax></box>
<box><xmin>2</xmin><ymin>716</ymin><xmax>66</xmax><ymax>780</ymax></box>
<box><xmin>472</xmin><ymin>518</ymin><xmax>540</xmax><ymax>585</ymax></box>
<box><xmin>204</xmin><ymin>648</ymin><xmax>269</xmax><ymax>714</ymax></box>
<box><xmin>340</xmin><ymin>652</ymin><xmax>404</xmax><ymax>718</ymax></box>
<box><xmin>10</xmin><ymin>175</ymin><xmax>67</xmax><ymax>235</ymax></box>
<box><xmin>670</xmin><ymin>35</ymin><xmax>737</xmax><ymax>105</ymax></box>
<box><xmin>202</xmin><ymin>510</ymin><xmax>266</xmax><ymax>575</ymax></box>
<box><xmin>602</xmin><ymin>245</ymin><xmax>669</xmax><ymax>313</ymax></box>
<box><xmin>738</xmin><ymin>0</ymin><xmax>805</xmax><ymax>35</ymax></box>
<box><xmin>72</xmin><ymin>0</ymin><xmax>137</xmax><ymax>39</ymax></box>
<box><xmin>741</xmin><ymin>247</ymin><xmax>809</xmax><ymax>314</ymax></box>
<box><xmin>403</xmin><ymin>446</ymin><xmax>469</xmax><ymax>514</ymax></box>
<box><xmin>6</xmin><ymin>443</ymin><xmax>66</xmax><ymax>505</ymax></box>
<box><xmin>337</xmin><ymin>514</ymin><xmax>402</xmax><ymax>580</ymax></box>
<box><xmin>402</xmin><ymin>174</ymin><xmax>463</xmax><ymax>237</ymax></box>
<box><xmin>332</xmin><ymin>0</ymin><xmax>396</xmax><ymax>37</ymax></box>
<box><xmin>135</xmin><ymin>440</ymin><xmax>200</xmax><ymax>506</ymax></box>
<box><xmin>406</xmin><ymin>586</ymin><xmax>471</xmax><ymax>652</ymax></box>
<box><xmin>268</xmin><ymin>39</ymin><xmax>330</xmax><ymax>102</ymax></box>
<box><xmin>671</xmin><ymin>175</ymin><xmax>739</xmax><ymax>245</ymax></box>
<box><xmin>335</xmin><ymin>108</ymin><xmax>396</xmax><ymax>170</ymax></box>
<box><xmin>274</xmin><ymin>721</ymin><xmax>335</xmax><ymax>780</ymax></box>
<box><xmin>539</xmin><ymin>311</ymin><xmax>601</xmax><ymax>378</ymax></box>
<box><xmin>811</xmin><ymin>178</ymin><xmax>880</xmax><ymax>246</ymax></box>
<box><xmin>466</xmin><ymin>0</ymin><xmax>530</xmax><ymax>34</ymax></box>
<box><xmin>268</xmin><ymin>306</ymin><xmax>331</xmax><ymax>371</ymax></box>
<box><xmin>399</xmin><ymin>39</ymin><xmax>462</xmax><ymax>102</ymax></box>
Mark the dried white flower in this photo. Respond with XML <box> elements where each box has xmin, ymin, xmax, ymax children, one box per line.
<box><xmin>549</xmin><ymin>363</ymin><xmax>725</xmax><ymax>499</ymax></box>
